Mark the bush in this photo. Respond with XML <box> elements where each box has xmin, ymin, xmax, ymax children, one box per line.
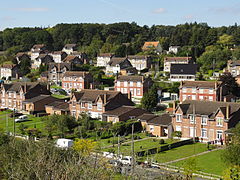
<box><xmin>159</xmin><ymin>139</ymin><xmax>165</xmax><ymax>144</ymax></box>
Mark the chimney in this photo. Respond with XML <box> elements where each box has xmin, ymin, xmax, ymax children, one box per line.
<box><xmin>128</xmin><ymin>91</ymin><xmax>132</xmax><ymax>100</ymax></box>
<box><xmin>24</xmin><ymin>83</ymin><xmax>27</xmax><ymax>93</ymax></box>
<box><xmin>172</xmin><ymin>101</ymin><xmax>176</xmax><ymax>113</ymax></box>
<box><xmin>226</xmin><ymin>104</ymin><xmax>230</xmax><ymax>119</ymax></box>
<box><xmin>104</xmin><ymin>93</ymin><xmax>107</xmax><ymax>104</ymax></box>
<box><xmin>47</xmin><ymin>83</ymin><xmax>50</xmax><ymax>91</ymax></box>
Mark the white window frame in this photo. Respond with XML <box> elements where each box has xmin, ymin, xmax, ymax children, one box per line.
<box><xmin>124</xmin><ymin>81</ymin><xmax>128</xmax><ymax>87</ymax></box>
<box><xmin>216</xmin><ymin>117</ymin><xmax>223</xmax><ymax>127</ymax></box>
<box><xmin>216</xmin><ymin>130</ymin><xmax>223</xmax><ymax>140</ymax></box>
<box><xmin>97</xmin><ymin>102</ymin><xmax>102</xmax><ymax>111</ymax></box>
<box><xmin>176</xmin><ymin>126</ymin><xmax>182</xmax><ymax>132</ymax></box>
<box><xmin>88</xmin><ymin>102</ymin><xmax>92</xmax><ymax>109</ymax></box>
<box><xmin>201</xmin><ymin>128</ymin><xmax>207</xmax><ymax>138</ymax></box>
<box><xmin>201</xmin><ymin>116</ymin><xmax>208</xmax><ymax>125</ymax></box>
<box><xmin>81</xmin><ymin>102</ymin><xmax>85</xmax><ymax>109</ymax></box>
<box><xmin>176</xmin><ymin>114</ymin><xmax>182</xmax><ymax>122</ymax></box>
<box><xmin>137</xmin><ymin>82</ymin><xmax>141</xmax><ymax>87</ymax></box>
<box><xmin>129</xmin><ymin>81</ymin><xmax>133</xmax><ymax>87</ymax></box>
<box><xmin>192</xmin><ymin>88</ymin><xmax>196</xmax><ymax>93</ymax></box>
<box><xmin>189</xmin><ymin>115</ymin><xmax>196</xmax><ymax>124</ymax></box>
<box><xmin>117</xmin><ymin>81</ymin><xmax>120</xmax><ymax>86</ymax></box>
<box><xmin>182</xmin><ymin>87</ymin><xmax>187</xmax><ymax>93</ymax></box>
<box><xmin>209</xmin><ymin>89</ymin><xmax>214</xmax><ymax>94</ymax></box>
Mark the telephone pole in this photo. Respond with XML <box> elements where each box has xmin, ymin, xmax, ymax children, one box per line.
<box><xmin>131</xmin><ymin>123</ymin><xmax>135</xmax><ymax>174</ymax></box>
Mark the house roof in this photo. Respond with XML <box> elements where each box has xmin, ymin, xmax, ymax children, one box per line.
<box><xmin>178</xmin><ymin>100</ymin><xmax>240</xmax><ymax>119</ymax></box>
<box><xmin>181</xmin><ymin>81</ymin><xmax>221</xmax><ymax>88</ymax></box>
<box><xmin>40</xmin><ymin>71</ymin><xmax>49</xmax><ymax>78</ymax></box>
<box><xmin>73</xmin><ymin>90</ymin><xmax>120</xmax><ymax>102</ymax></box>
<box><xmin>170</xmin><ymin>64</ymin><xmax>198</xmax><ymax>75</ymax></box>
<box><xmin>137</xmin><ymin>113</ymin><xmax>172</xmax><ymax>126</ymax></box>
<box><xmin>103</xmin><ymin>106</ymin><xmax>147</xmax><ymax>116</ymax></box>
<box><xmin>127</xmin><ymin>55</ymin><xmax>150</xmax><ymax>59</ymax></box>
<box><xmin>16</xmin><ymin>52</ymin><xmax>28</xmax><ymax>58</ymax></box>
<box><xmin>23</xmin><ymin>95</ymin><xmax>55</xmax><ymax>103</ymax></box>
<box><xmin>2</xmin><ymin>82</ymin><xmax>39</xmax><ymax>92</ymax></box>
<box><xmin>63</xmin><ymin>71</ymin><xmax>90</xmax><ymax>78</ymax></box>
<box><xmin>1</xmin><ymin>64</ymin><xmax>17</xmax><ymax>69</ymax></box>
<box><xmin>48</xmin><ymin>63</ymin><xmax>71</xmax><ymax>71</ymax></box>
<box><xmin>50</xmin><ymin>51</ymin><xmax>66</xmax><ymax>55</ymax></box>
<box><xmin>63</xmin><ymin>44</ymin><xmax>77</xmax><ymax>49</ymax></box>
<box><xmin>98</xmin><ymin>53</ymin><xmax>114</xmax><ymax>57</ymax></box>
<box><xmin>32</xmin><ymin>44</ymin><xmax>45</xmax><ymax>49</ymax></box>
<box><xmin>108</xmin><ymin>57</ymin><xmax>128</xmax><ymax>66</ymax></box>
<box><xmin>164</xmin><ymin>57</ymin><xmax>191</xmax><ymax>61</ymax></box>
<box><xmin>142</xmin><ymin>41</ymin><xmax>160</xmax><ymax>50</ymax></box>
<box><xmin>228</xmin><ymin>60</ymin><xmax>240</xmax><ymax>66</ymax></box>
<box><xmin>116</xmin><ymin>75</ymin><xmax>145</xmax><ymax>82</ymax></box>
<box><xmin>63</xmin><ymin>55</ymin><xmax>81</xmax><ymax>62</ymax></box>
<box><xmin>46</xmin><ymin>101</ymin><xmax>69</xmax><ymax>111</ymax></box>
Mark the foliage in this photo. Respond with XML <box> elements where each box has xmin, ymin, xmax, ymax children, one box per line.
<box><xmin>159</xmin><ymin>139</ymin><xmax>165</xmax><ymax>144</ymax></box>
<box><xmin>19</xmin><ymin>55</ymin><xmax>31</xmax><ymax>75</ymax></box>
<box><xmin>18</xmin><ymin>123</ymin><xmax>28</xmax><ymax>135</ymax></box>
<box><xmin>141</xmin><ymin>84</ymin><xmax>158</xmax><ymax>111</ymax></box>
<box><xmin>223</xmin><ymin>165</ymin><xmax>240</xmax><ymax>180</ymax></box>
<box><xmin>172</xmin><ymin>131</ymin><xmax>182</xmax><ymax>139</ymax></box>
<box><xmin>182</xmin><ymin>157</ymin><xmax>198</xmax><ymax>180</ymax></box>
<box><xmin>73</xmin><ymin>138</ymin><xmax>97</xmax><ymax>156</ymax></box>
<box><xmin>220</xmin><ymin>72</ymin><xmax>240</xmax><ymax>97</ymax></box>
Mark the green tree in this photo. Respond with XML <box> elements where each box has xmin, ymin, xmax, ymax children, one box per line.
<box><xmin>141</xmin><ymin>84</ymin><xmax>158</xmax><ymax>112</ymax></box>
<box><xmin>182</xmin><ymin>157</ymin><xmax>198</xmax><ymax>180</ymax></box>
<box><xmin>220</xmin><ymin>72</ymin><xmax>240</xmax><ymax>97</ymax></box>
<box><xmin>19</xmin><ymin>55</ymin><xmax>31</xmax><ymax>75</ymax></box>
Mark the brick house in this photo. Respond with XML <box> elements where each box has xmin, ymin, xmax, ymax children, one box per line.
<box><xmin>97</xmin><ymin>53</ymin><xmax>114</xmax><ymax>67</ymax></box>
<box><xmin>0</xmin><ymin>64</ymin><xmax>21</xmax><ymax>79</ymax></box>
<box><xmin>62</xmin><ymin>44</ymin><xmax>77</xmax><ymax>54</ymax></box>
<box><xmin>172</xmin><ymin>100</ymin><xmax>240</xmax><ymax>144</ymax></box>
<box><xmin>48</xmin><ymin>63</ymin><xmax>72</xmax><ymax>84</ymax></box>
<box><xmin>49</xmin><ymin>51</ymin><xmax>67</xmax><ymax>63</ymax></box>
<box><xmin>142</xmin><ymin>41</ymin><xmax>162</xmax><ymax>53</ymax></box>
<box><xmin>0</xmin><ymin>82</ymin><xmax>51</xmax><ymax>111</ymax></box>
<box><xmin>106</xmin><ymin>57</ymin><xmax>133</xmax><ymax>75</ymax></box>
<box><xmin>62</xmin><ymin>71</ymin><xmax>94</xmax><ymax>93</ymax></box>
<box><xmin>32</xmin><ymin>54</ymin><xmax>54</xmax><ymax>69</ymax></box>
<box><xmin>127</xmin><ymin>55</ymin><xmax>152</xmax><ymax>71</ymax></box>
<box><xmin>138</xmin><ymin>113</ymin><xmax>172</xmax><ymax>137</ymax></box>
<box><xmin>45</xmin><ymin>101</ymin><xmax>69</xmax><ymax>115</ymax></box>
<box><xmin>30</xmin><ymin>44</ymin><xmax>47</xmax><ymax>60</ymax></box>
<box><xmin>179</xmin><ymin>81</ymin><xmax>230</xmax><ymax>102</ymax></box>
<box><xmin>23</xmin><ymin>95</ymin><xmax>58</xmax><ymax>114</ymax></box>
<box><xmin>114</xmin><ymin>75</ymin><xmax>153</xmax><ymax>103</ymax></box>
<box><xmin>170</xmin><ymin>64</ymin><xmax>198</xmax><ymax>82</ymax></box>
<box><xmin>15</xmin><ymin>53</ymin><xmax>30</xmax><ymax>64</ymax></box>
<box><xmin>164</xmin><ymin>57</ymin><xmax>191</xmax><ymax>72</ymax></box>
<box><xmin>103</xmin><ymin>106</ymin><xmax>148</xmax><ymax>123</ymax></box>
<box><xmin>69</xmin><ymin>90</ymin><xmax>134</xmax><ymax>119</ymax></box>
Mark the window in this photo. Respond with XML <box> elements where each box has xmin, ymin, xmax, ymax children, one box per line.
<box><xmin>182</xmin><ymin>95</ymin><xmax>187</xmax><ymax>101</ymax></box>
<box><xmin>81</xmin><ymin>102</ymin><xmax>85</xmax><ymax>108</ymax></box>
<box><xmin>176</xmin><ymin>126</ymin><xmax>181</xmax><ymax>132</ymax></box>
<box><xmin>216</xmin><ymin>117</ymin><xmax>223</xmax><ymax>127</ymax></box>
<box><xmin>130</xmin><ymin>81</ymin><xmax>133</xmax><ymax>87</ymax></box>
<box><xmin>64</xmin><ymin>83</ymin><xmax>67</xmax><ymax>88</ymax></box>
<box><xmin>8</xmin><ymin>93</ymin><xmax>12</xmax><ymax>98</ymax></box>
<box><xmin>201</xmin><ymin>128</ymin><xmax>207</xmax><ymax>138</ymax></box>
<box><xmin>201</xmin><ymin>116</ymin><xmax>208</xmax><ymax>125</ymax></box>
<box><xmin>137</xmin><ymin>89</ymin><xmax>141</xmax><ymax>95</ymax></box>
<box><xmin>192</xmin><ymin>88</ymin><xmax>196</xmax><ymax>93</ymax></box>
<box><xmin>117</xmin><ymin>81</ymin><xmax>120</xmax><ymax>86</ymax></box>
<box><xmin>88</xmin><ymin>102</ymin><xmax>92</xmax><ymax>109</ymax></box>
<box><xmin>190</xmin><ymin>127</ymin><xmax>196</xmax><ymax>137</ymax></box>
<box><xmin>209</xmin><ymin>96</ymin><xmax>213</xmax><ymax>101</ymax></box>
<box><xmin>124</xmin><ymin>81</ymin><xmax>128</xmax><ymax>87</ymax></box>
<box><xmin>199</xmin><ymin>96</ymin><xmax>204</xmax><ymax>100</ymax></box>
<box><xmin>2</xmin><ymin>91</ymin><xmax>5</xmax><ymax>97</ymax></box>
<box><xmin>72</xmin><ymin>111</ymin><xmax>76</xmax><ymax>117</ymax></box>
<box><xmin>123</xmin><ymin>88</ymin><xmax>128</xmax><ymax>94</ymax></box>
<box><xmin>79</xmin><ymin>83</ymin><xmax>83</xmax><ymax>89</ymax></box>
<box><xmin>13</xmin><ymin>93</ymin><xmax>16</xmax><ymax>98</ymax></box>
<box><xmin>216</xmin><ymin>130</ymin><xmax>223</xmax><ymax>140</ymax></box>
<box><xmin>176</xmin><ymin>114</ymin><xmax>182</xmax><ymax>122</ymax></box>
<box><xmin>149</xmin><ymin>125</ymin><xmax>154</xmax><ymax>132</ymax></box>
<box><xmin>199</xmin><ymin>88</ymin><xmax>204</xmax><ymax>94</ymax></box>
<box><xmin>97</xmin><ymin>102</ymin><xmax>102</xmax><ymax>110</ymax></box>
<box><xmin>209</xmin><ymin>89</ymin><xmax>214</xmax><ymax>94</ymax></box>
<box><xmin>182</xmin><ymin>87</ymin><xmax>187</xmax><ymax>93</ymax></box>
<box><xmin>137</xmin><ymin>82</ymin><xmax>141</xmax><ymax>87</ymax></box>
<box><xmin>2</xmin><ymin>99</ymin><xmax>5</xmax><ymax>105</ymax></box>
<box><xmin>117</xmin><ymin>88</ymin><xmax>120</xmax><ymax>92</ymax></box>
<box><xmin>192</xmin><ymin>95</ymin><xmax>196</xmax><ymax>100</ymax></box>
<box><xmin>189</xmin><ymin>115</ymin><xmax>196</xmax><ymax>124</ymax></box>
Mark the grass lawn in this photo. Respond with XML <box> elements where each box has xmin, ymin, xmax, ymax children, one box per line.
<box><xmin>141</xmin><ymin>143</ymin><xmax>209</xmax><ymax>163</ymax></box>
<box><xmin>51</xmin><ymin>94</ymin><xmax>69</xmax><ymax>99</ymax></box>
<box><xmin>172</xmin><ymin>149</ymin><xmax>225</xmax><ymax>176</ymax></box>
<box><xmin>50</xmin><ymin>85</ymin><xmax>62</xmax><ymax>89</ymax></box>
<box><xmin>0</xmin><ymin>112</ymin><xmax>45</xmax><ymax>134</ymax></box>
<box><xmin>103</xmin><ymin>138</ymin><xmax>176</xmax><ymax>155</ymax></box>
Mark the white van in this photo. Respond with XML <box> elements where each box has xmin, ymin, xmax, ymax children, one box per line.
<box><xmin>56</xmin><ymin>138</ymin><xmax>73</xmax><ymax>148</ymax></box>
<box><xmin>119</xmin><ymin>156</ymin><xmax>132</xmax><ymax>165</ymax></box>
<box><xmin>15</xmin><ymin>115</ymin><xmax>28</xmax><ymax>122</ymax></box>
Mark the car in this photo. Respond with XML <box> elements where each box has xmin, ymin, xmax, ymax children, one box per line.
<box><xmin>15</xmin><ymin>115</ymin><xmax>28</xmax><ymax>122</ymax></box>
<box><xmin>119</xmin><ymin>156</ymin><xmax>132</xmax><ymax>165</ymax></box>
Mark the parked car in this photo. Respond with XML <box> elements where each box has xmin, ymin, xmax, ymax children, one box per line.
<box><xmin>15</xmin><ymin>115</ymin><xmax>28</xmax><ymax>122</ymax></box>
<box><xmin>119</xmin><ymin>156</ymin><xmax>132</xmax><ymax>165</ymax></box>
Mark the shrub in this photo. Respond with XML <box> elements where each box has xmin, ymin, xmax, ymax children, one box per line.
<box><xmin>159</xmin><ymin>139</ymin><xmax>165</xmax><ymax>144</ymax></box>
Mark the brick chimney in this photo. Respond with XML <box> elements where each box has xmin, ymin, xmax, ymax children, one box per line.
<box><xmin>172</xmin><ymin>101</ymin><xmax>176</xmax><ymax>113</ymax></box>
<box><xmin>24</xmin><ymin>83</ymin><xmax>27</xmax><ymax>93</ymax></box>
<box><xmin>226</xmin><ymin>104</ymin><xmax>230</xmax><ymax>119</ymax></box>
<box><xmin>104</xmin><ymin>93</ymin><xmax>107</xmax><ymax>104</ymax></box>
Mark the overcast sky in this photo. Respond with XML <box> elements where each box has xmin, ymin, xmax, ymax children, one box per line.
<box><xmin>0</xmin><ymin>0</ymin><xmax>240</xmax><ymax>30</ymax></box>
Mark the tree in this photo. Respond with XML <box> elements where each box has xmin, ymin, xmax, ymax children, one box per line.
<box><xmin>141</xmin><ymin>84</ymin><xmax>158</xmax><ymax>112</ymax></box>
<box><xmin>220</xmin><ymin>72</ymin><xmax>240</xmax><ymax>97</ymax></box>
<box><xmin>19</xmin><ymin>55</ymin><xmax>31</xmax><ymax>75</ymax></box>
<box><xmin>73</xmin><ymin>139</ymin><xmax>96</xmax><ymax>156</ymax></box>
<box><xmin>18</xmin><ymin>124</ymin><xmax>28</xmax><ymax>135</ymax></box>
<box><xmin>217</xmin><ymin>34</ymin><xmax>234</xmax><ymax>48</ymax></box>
<box><xmin>182</xmin><ymin>157</ymin><xmax>198</xmax><ymax>180</ymax></box>
<box><xmin>223</xmin><ymin>165</ymin><xmax>240</xmax><ymax>180</ymax></box>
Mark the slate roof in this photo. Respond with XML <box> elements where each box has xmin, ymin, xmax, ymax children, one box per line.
<box><xmin>181</xmin><ymin>81</ymin><xmax>221</xmax><ymax>88</ymax></box>
<box><xmin>63</xmin><ymin>71</ymin><xmax>90</xmax><ymax>78</ymax></box>
<box><xmin>137</xmin><ymin>113</ymin><xmax>172</xmax><ymax>126</ymax></box>
<box><xmin>63</xmin><ymin>44</ymin><xmax>77</xmax><ymax>49</ymax></box>
<box><xmin>127</xmin><ymin>55</ymin><xmax>150</xmax><ymax>59</ymax></box>
<box><xmin>164</xmin><ymin>57</ymin><xmax>191</xmax><ymax>61</ymax></box>
<box><xmin>170</xmin><ymin>64</ymin><xmax>198</xmax><ymax>75</ymax></box>
<box><xmin>23</xmin><ymin>95</ymin><xmax>54</xmax><ymax>103</ymax></box>
<box><xmin>103</xmin><ymin>106</ymin><xmax>148</xmax><ymax>117</ymax></box>
<box><xmin>98</xmin><ymin>53</ymin><xmax>114</xmax><ymax>57</ymax></box>
<box><xmin>3</xmin><ymin>82</ymin><xmax>39</xmax><ymax>92</ymax></box>
<box><xmin>108</xmin><ymin>57</ymin><xmax>128</xmax><ymax>66</ymax></box>
<box><xmin>46</xmin><ymin>101</ymin><xmax>69</xmax><ymax>111</ymax></box>
<box><xmin>48</xmin><ymin>63</ymin><xmax>71</xmax><ymax>71</ymax></box>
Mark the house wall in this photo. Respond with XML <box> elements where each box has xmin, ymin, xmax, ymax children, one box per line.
<box><xmin>170</xmin><ymin>74</ymin><xmax>195</xmax><ymax>82</ymax></box>
<box><xmin>128</xmin><ymin>58</ymin><xmax>151</xmax><ymax>71</ymax></box>
<box><xmin>0</xmin><ymin>68</ymin><xmax>12</xmax><ymax>79</ymax></box>
<box><xmin>97</xmin><ymin>57</ymin><xmax>111</xmax><ymax>67</ymax></box>
<box><xmin>172</xmin><ymin>108</ymin><xmax>227</xmax><ymax>143</ymax></box>
<box><xmin>106</xmin><ymin>116</ymin><xmax>120</xmax><ymax>123</ymax></box>
<box><xmin>115</xmin><ymin>80</ymin><xmax>144</xmax><ymax>98</ymax></box>
<box><xmin>164</xmin><ymin>59</ymin><xmax>189</xmax><ymax>72</ymax></box>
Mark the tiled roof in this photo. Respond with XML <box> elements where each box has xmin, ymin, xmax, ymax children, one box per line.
<box><xmin>98</xmin><ymin>53</ymin><xmax>114</xmax><ymax>57</ymax></box>
<box><xmin>1</xmin><ymin>64</ymin><xmax>17</xmax><ymax>69</ymax></box>
<box><xmin>142</xmin><ymin>41</ymin><xmax>160</xmax><ymax>50</ymax></box>
<box><xmin>23</xmin><ymin>95</ymin><xmax>53</xmax><ymax>103</ymax></box>
<box><xmin>103</xmin><ymin>106</ymin><xmax>147</xmax><ymax>116</ymax></box>
<box><xmin>170</xmin><ymin>64</ymin><xmax>198</xmax><ymax>75</ymax></box>
<box><xmin>127</xmin><ymin>55</ymin><xmax>150</xmax><ymax>59</ymax></box>
<box><xmin>63</xmin><ymin>71</ymin><xmax>90</xmax><ymax>78</ymax></box>
<box><xmin>3</xmin><ymin>82</ymin><xmax>39</xmax><ymax>92</ymax></box>
<box><xmin>181</xmin><ymin>81</ymin><xmax>221</xmax><ymax>88</ymax></box>
<box><xmin>46</xmin><ymin>101</ymin><xmax>69</xmax><ymax>111</ymax></box>
<box><xmin>137</xmin><ymin>113</ymin><xmax>172</xmax><ymax>126</ymax></box>
<box><xmin>116</xmin><ymin>75</ymin><xmax>144</xmax><ymax>82</ymax></box>
<box><xmin>63</xmin><ymin>55</ymin><xmax>82</xmax><ymax>62</ymax></box>
<box><xmin>32</xmin><ymin>44</ymin><xmax>45</xmax><ymax>49</ymax></box>
<box><xmin>48</xmin><ymin>63</ymin><xmax>71</xmax><ymax>71</ymax></box>
<box><xmin>164</xmin><ymin>57</ymin><xmax>191</xmax><ymax>61</ymax></box>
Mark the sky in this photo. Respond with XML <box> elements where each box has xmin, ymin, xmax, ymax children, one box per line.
<box><xmin>0</xmin><ymin>0</ymin><xmax>240</xmax><ymax>30</ymax></box>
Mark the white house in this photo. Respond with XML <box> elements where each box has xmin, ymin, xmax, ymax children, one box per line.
<box><xmin>62</xmin><ymin>44</ymin><xmax>77</xmax><ymax>55</ymax></box>
<box><xmin>127</xmin><ymin>55</ymin><xmax>151</xmax><ymax>71</ymax></box>
<box><xmin>106</xmin><ymin>57</ymin><xmax>132</xmax><ymax>75</ymax></box>
<box><xmin>169</xmin><ymin>64</ymin><xmax>198</xmax><ymax>82</ymax></box>
<box><xmin>167</xmin><ymin>46</ymin><xmax>180</xmax><ymax>54</ymax></box>
<box><xmin>97</xmin><ymin>53</ymin><xmax>114</xmax><ymax>67</ymax></box>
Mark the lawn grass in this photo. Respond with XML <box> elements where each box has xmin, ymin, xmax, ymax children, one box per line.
<box><xmin>103</xmin><ymin>138</ymin><xmax>176</xmax><ymax>155</ymax></box>
<box><xmin>0</xmin><ymin>112</ymin><xmax>46</xmax><ymax>134</ymax></box>
<box><xmin>51</xmin><ymin>94</ymin><xmax>69</xmax><ymax>99</ymax></box>
<box><xmin>140</xmin><ymin>143</ymin><xmax>209</xmax><ymax>163</ymax></box>
<box><xmin>50</xmin><ymin>85</ymin><xmax>62</xmax><ymax>89</ymax></box>
<box><xmin>172</xmin><ymin>149</ymin><xmax>225</xmax><ymax>176</ymax></box>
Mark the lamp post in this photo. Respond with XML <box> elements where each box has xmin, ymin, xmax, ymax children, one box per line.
<box><xmin>13</xmin><ymin>108</ymin><xmax>16</xmax><ymax>136</ymax></box>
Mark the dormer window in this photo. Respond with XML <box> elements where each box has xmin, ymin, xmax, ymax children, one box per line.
<box><xmin>176</xmin><ymin>114</ymin><xmax>182</xmax><ymax>122</ymax></box>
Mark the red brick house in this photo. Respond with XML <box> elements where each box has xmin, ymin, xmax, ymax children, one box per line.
<box><xmin>0</xmin><ymin>82</ymin><xmax>51</xmax><ymax>111</ymax></box>
<box><xmin>114</xmin><ymin>75</ymin><xmax>153</xmax><ymax>103</ymax></box>
<box><xmin>179</xmin><ymin>81</ymin><xmax>230</xmax><ymax>102</ymax></box>
<box><xmin>62</xmin><ymin>71</ymin><xmax>94</xmax><ymax>93</ymax></box>
<box><xmin>69</xmin><ymin>90</ymin><xmax>134</xmax><ymax>119</ymax></box>
<box><xmin>172</xmin><ymin>100</ymin><xmax>240</xmax><ymax>144</ymax></box>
